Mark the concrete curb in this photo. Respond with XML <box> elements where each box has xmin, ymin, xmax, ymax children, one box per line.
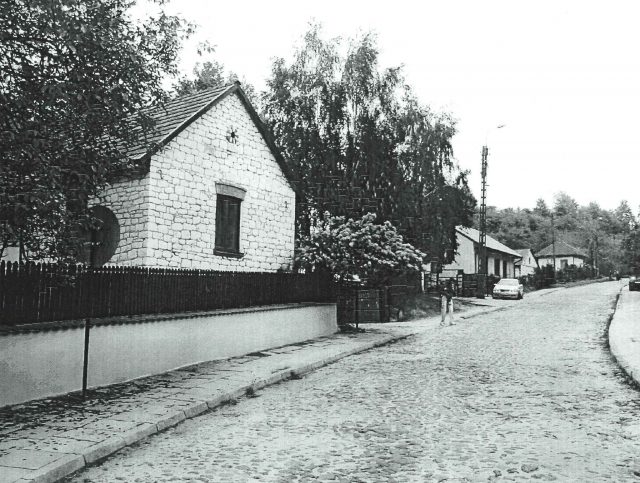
<box><xmin>608</xmin><ymin>286</ymin><xmax>640</xmax><ymax>387</ymax></box>
<box><xmin>16</xmin><ymin>333</ymin><xmax>407</xmax><ymax>483</ymax></box>
<box><xmin>11</xmin><ymin>285</ymin><xmax>621</xmax><ymax>482</ymax></box>
<box><xmin>9</xmin><ymin>302</ymin><xmax>513</xmax><ymax>483</ymax></box>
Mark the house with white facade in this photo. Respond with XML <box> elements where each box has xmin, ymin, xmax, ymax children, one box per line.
<box><xmin>0</xmin><ymin>83</ymin><xmax>297</xmax><ymax>270</ymax></box>
<box><xmin>442</xmin><ymin>226</ymin><xmax>522</xmax><ymax>278</ymax></box>
<box><xmin>0</xmin><ymin>84</ymin><xmax>343</xmax><ymax>408</ymax></box>
<box><xmin>89</xmin><ymin>82</ymin><xmax>296</xmax><ymax>271</ymax></box>
<box><xmin>535</xmin><ymin>240</ymin><xmax>587</xmax><ymax>270</ymax></box>
<box><xmin>514</xmin><ymin>248</ymin><xmax>538</xmax><ymax>277</ymax></box>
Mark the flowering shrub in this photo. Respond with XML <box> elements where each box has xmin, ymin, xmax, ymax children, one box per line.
<box><xmin>295</xmin><ymin>213</ymin><xmax>426</xmax><ymax>287</ymax></box>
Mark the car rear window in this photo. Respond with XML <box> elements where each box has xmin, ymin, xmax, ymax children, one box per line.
<box><xmin>498</xmin><ymin>279</ymin><xmax>519</xmax><ymax>286</ymax></box>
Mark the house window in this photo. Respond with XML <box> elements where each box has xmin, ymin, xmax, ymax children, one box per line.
<box><xmin>561</xmin><ymin>259</ymin><xmax>568</xmax><ymax>269</ymax></box>
<box><xmin>494</xmin><ymin>258</ymin><xmax>500</xmax><ymax>276</ymax></box>
<box><xmin>503</xmin><ymin>260</ymin><xmax>507</xmax><ymax>277</ymax></box>
<box><xmin>214</xmin><ymin>183</ymin><xmax>246</xmax><ymax>257</ymax></box>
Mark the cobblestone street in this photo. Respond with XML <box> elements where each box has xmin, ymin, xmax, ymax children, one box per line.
<box><xmin>67</xmin><ymin>282</ymin><xmax>640</xmax><ymax>482</ymax></box>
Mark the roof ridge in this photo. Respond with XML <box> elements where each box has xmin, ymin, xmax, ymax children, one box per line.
<box><xmin>455</xmin><ymin>226</ymin><xmax>521</xmax><ymax>257</ymax></box>
<box><xmin>114</xmin><ymin>82</ymin><xmax>296</xmax><ymax>190</ymax></box>
<box><xmin>536</xmin><ymin>239</ymin><xmax>588</xmax><ymax>257</ymax></box>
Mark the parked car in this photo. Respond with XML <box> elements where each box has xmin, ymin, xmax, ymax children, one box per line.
<box><xmin>492</xmin><ymin>278</ymin><xmax>524</xmax><ymax>299</ymax></box>
<box><xmin>629</xmin><ymin>275</ymin><xmax>640</xmax><ymax>291</ymax></box>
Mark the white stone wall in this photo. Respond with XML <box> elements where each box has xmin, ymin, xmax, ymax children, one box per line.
<box><xmin>95</xmin><ymin>176</ymin><xmax>150</xmax><ymax>265</ymax></box>
<box><xmin>0</xmin><ymin>304</ymin><xmax>337</xmax><ymax>407</ymax></box>
<box><xmin>144</xmin><ymin>93</ymin><xmax>295</xmax><ymax>271</ymax></box>
<box><xmin>96</xmin><ymin>91</ymin><xmax>296</xmax><ymax>271</ymax></box>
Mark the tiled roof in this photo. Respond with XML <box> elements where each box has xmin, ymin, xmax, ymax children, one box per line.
<box><xmin>127</xmin><ymin>84</ymin><xmax>232</xmax><ymax>160</ymax></box>
<box><xmin>120</xmin><ymin>82</ymin><xmax>294</xmax><ymax>187</ymax></box>
<box><xmin>535</xmin><ymin>240</ymin><xmax>588</xmax><ymax>258</ymax></box>
<box><xmin>456</xmin><ymin>226</ymin><xmax>522</xmax><ymax>258</ymax></box>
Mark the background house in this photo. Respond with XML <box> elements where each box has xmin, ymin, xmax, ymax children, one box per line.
<box><xmin>515</xmin><ymin>248</ymin><xmax>538</xmax><ymax>277</ymax></box>
<box><xmin>92</xmin><ymin>82</ymin><xmax>296</xmax><ymax>271</ymax></box>
<box><xmin>535</xmin><ymin>240</ymin><xmax>587</xmax><ymax>270</ymax></box>
<box><xmin>443</xmin><ymin>226</ymin><xmax>522</xmax><ymax>278</ymax></box>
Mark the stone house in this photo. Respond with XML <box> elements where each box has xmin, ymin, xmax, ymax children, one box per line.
<box><xmin>0</xmin><ymin>84</ymin><xmax>346</xmax><ymax>409</ymax></box>
<box><xmin>443</xmin><ymin>226</ymin><xmax>522</xmax><ymax>278</ymax></box>
<box><xmin>91</xmin><ymin>82</ymin><xmax>296</xmax><ymax>271</ymax></box>
<box><xmin>514</xmin><ymin>248</ymin><xmax>538</xmax><ymax>277</ymax></box>
<box><xmin>535</xmin><ymin>240</ymin><xmax>587</xmax><ymax>270</ymax></box>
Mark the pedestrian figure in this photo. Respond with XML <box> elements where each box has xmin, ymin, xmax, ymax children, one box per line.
<box><xmin>440</xmin><ymin>278</ymin><xmax>455</xmax><ymax>326</ymax></box>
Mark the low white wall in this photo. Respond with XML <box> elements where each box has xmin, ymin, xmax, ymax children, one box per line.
<box><xmin>0</xmin><ymin>303</ymin><xmax>337</xmax><ymax>408</ymax></box>
<box><xmin>0</xmin><ymin>328</ymin><xmax>86</xmax><ymax>407</ymax></box>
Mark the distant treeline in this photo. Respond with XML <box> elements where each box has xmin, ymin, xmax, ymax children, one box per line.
<box><xmin>476</xmin><ymin>192</ymin><xmax>640</xmax><ymax>274</ymax></box>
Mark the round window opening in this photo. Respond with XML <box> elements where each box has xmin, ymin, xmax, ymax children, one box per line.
<box><xmin>77</xmin><ymin>206</ymin><xmax>120</xmax><ymax>266</ymax></box>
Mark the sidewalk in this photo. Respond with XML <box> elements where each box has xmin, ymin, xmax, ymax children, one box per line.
<box><xmin>0</xmin><ymin>301</ymin><xmax>508</xmax><ymax>483</ymax></box>
<box><xmin>608</xmin><ymin>284</ymin><xmax>640</xmax><ymax>387</ymax></box>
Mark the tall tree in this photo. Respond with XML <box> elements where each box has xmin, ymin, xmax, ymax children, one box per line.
<box><xmin>553</xmin><ymin>192</ymin><xmax>579</xmax><ymax>231</ymax></box>
<box><xmin>174</xmin><ymin>60</ymin><xmax>226</xmax><ymax>96</ymax></box>
<box><xmin>481</xmin><ymin>195</ymin><xmax>634</xmax><ymax>274</ymax></box>
<box><xmin>0</xmin><ymin>0</ymin><xmax>192</xmax><ymax>261</ymax></box>
<box><xmin>622</xmin><ymin>224</ymin><xmax>640</xmax><ymax>274</ymax></box>
<box><xmin>262</xmin><ymin>24</ymin><xmax>474</xmax><ymax>262</ymax></box>
<box><xmin>172</xmin><ymin>50</ymin><xmax>258</xmax><ymax>104</ymax></box>
<box><xmin>613</xmin><ymin>200</ymin><xmax>636</xmax><ymax>234</ymax></box>
<box><xmin>533</xmin><ymin>198</ymin><xmax>551</xmax><ymax>217</ymax></box>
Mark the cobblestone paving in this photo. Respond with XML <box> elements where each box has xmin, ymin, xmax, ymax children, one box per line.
<box><xmin>67</xmin><ymin>282</ymin><xmax>640</xmax><ymax>482</ymax></box>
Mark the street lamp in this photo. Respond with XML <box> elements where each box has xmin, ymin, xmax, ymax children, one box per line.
<box><xmin>477</xmin><ymin>124</ymin><xmax>505</xmax><ymax>299</ymax></box>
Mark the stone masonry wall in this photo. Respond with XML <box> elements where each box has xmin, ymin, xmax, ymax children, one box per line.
<box><xmin>144</xmin><ymin>93</ymin><xmax>295</xmax><ymax>271</ymax></box>
<box><xmin>95</xmin><ymin>176</ymin><xmax>149</xmax><ymax>265</ymax></box>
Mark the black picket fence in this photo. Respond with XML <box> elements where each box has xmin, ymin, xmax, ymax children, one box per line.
<box><xmin>0</xmin><ymin>261</ymin><xmax>335</xmax><ymax>326</ymax></box>
<box><xmin>336</xmin><ymin>272</ymin><xmax>423</xmax><ymax>325</ymax></box>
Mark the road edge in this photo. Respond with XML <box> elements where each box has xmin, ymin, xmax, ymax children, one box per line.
<box><xmin>25</xmin><ymin>332</ymin><xmax>411</xmax><ymax>483</ymax></box>
<box><xmin>608</xmin><ymin>286</ymin><xmax>640</xmax><ymax>389</ymax></box>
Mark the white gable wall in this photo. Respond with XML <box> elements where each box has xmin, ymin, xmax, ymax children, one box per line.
<box><xmin>516</xmin><ymin>249</ymin><xmax>538</xmax><ymax>276</ymax></box>
<box><xmin>96</xmin><ymin>92</ymin><xmax>295</xmax><ymax>271</ymax></box>
<box><xmin>144</xmin><ymin>93</ymin><xmax>295</xmax><ymax>271</ymax></box>
<box><xmin>443</xmin><ymin>234</ymin><xmax>477</xmax><ymax>273</ymax></box>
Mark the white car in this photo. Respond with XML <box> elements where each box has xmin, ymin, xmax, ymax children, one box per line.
<box><xmin>492</xmin><ymin>278</ymin><xmax>524</xmax><ymax>300</ymax></box>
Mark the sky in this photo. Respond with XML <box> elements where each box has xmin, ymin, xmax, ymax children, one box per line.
<box><xmin>154</xmin><ymin>0</ymin><xmax>640</xmax><ymax>213</ymax></box>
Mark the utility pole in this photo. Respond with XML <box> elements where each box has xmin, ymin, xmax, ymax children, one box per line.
<box><xmin>594</xmin><ymin>232</ymin><xmax>599</xmax><ymax>276</ymax></box>
<box><xmin>594</xmin><ymin>217</ymin><xmax>602</xmax><ymax>277</ymax></box>
<box><xmin>551</xmin><ymin>213</ymin><xmax>556</xmax><ymax>272</ymax></box>
<box><xmin>477</xmin><ymin>145</ymin><xmax>488</xmax><ymax>299</ymax></box>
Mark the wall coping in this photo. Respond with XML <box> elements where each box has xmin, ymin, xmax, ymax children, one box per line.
<box><xmin>0</xmin><ymin>302</ymin><xmax>336</xmax><ymax>337</ymax></box>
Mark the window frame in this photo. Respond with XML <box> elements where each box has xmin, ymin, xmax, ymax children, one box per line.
<box><xmin>214</xmin><ymin>183</ymin><xmax>246</xmax><ymax>258</ymax></box>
